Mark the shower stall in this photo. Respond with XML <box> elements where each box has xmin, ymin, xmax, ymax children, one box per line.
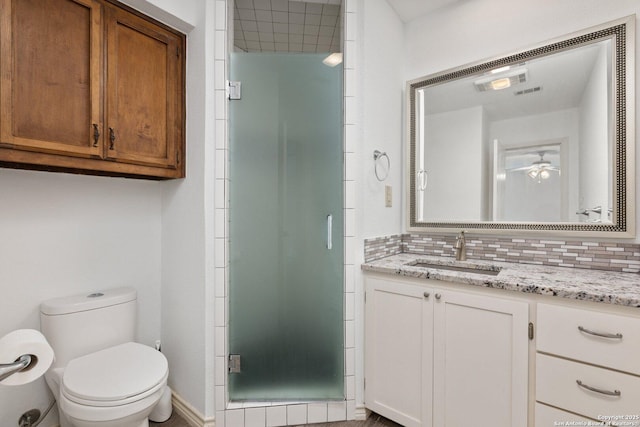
<box><xmin>228</xmin><ymin>53</ymin><xmax>344</xmax><ymax>401</ymax></box>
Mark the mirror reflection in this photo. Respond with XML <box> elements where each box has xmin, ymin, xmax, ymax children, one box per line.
<box><xmin>409</xmin><ymin>18</ymin><xmax>632</xmax><ymax>234</ymax></box>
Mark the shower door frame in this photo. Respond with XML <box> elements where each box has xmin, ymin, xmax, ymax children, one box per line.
<box><xmin>213</xmin><ymin>0</ymin><xmax>360</xmax><ymax>424</ymax></box>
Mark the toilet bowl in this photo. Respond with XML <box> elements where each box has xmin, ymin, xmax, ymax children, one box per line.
<box><xmin>40</xmin><ymin>288</ymin><xmax>169</xmax><ymax>427</ymax></box>
<box><xmin>59</xmin><ymin>342</ymin><xmax>168</xmax><ymax>427</ymax></box>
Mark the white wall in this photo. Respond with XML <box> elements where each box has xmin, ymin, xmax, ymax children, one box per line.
<box><xmin>403</xmin><ymin>0</ymin><xmax>640</xmax><ymax>241</ymax></box>
<box><xmin>0</xmin><ymin>1</ymin><xmax>216</xmax><ymax>426</ymax></box>
<box><xmin>423</xmin><ymin>106</ymin><xmax>484</xmax><ymax>221</ymax></box>
<box><xmin>579</xmin><ymin>45</ymin><xmax>611</xmax><ymax>222</ymax></box>
<box><xmin>0</xmin><ymin>170</ymin><xmax>162</xmax><ymax>427</ymax></box>
<box><xmin>356</xmin><ymin>0</ymin><xmax>405</xmax><ymax>414</ymax></box>
<box><xmin>360</xmin><ymin>0</ymin><xmax>405</xmax><ymax>238</ymax></box>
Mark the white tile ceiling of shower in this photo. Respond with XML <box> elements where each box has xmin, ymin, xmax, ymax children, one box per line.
<box><xmin>234</xmin><ymin>0</ymin><xmax>342</xmax><ymax>53</ymax></box>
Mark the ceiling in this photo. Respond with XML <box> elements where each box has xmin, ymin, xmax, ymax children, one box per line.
<box><xmin>386</xmin><ymin>0</ymin><xmax>462</xmax><ymax>22</ymax></box>
<box><xmin>234</xmin><ymin>0</ymin><xmax>342</xmax><ymax>53</ymax></box>
<box><xmin>232</xmin><ymin>0</ymin><xmax>458</xmax><ymax>53</ymax></box>
<box><xmin>420</xmin><ymin>39</ymin><xmax>607</xmax><ymax>121</ymax></box>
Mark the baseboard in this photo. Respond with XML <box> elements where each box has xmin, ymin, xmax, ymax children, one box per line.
<box><xmin>172</xmin><ymin>391</ymin><xmax>216</xmax><ymax>427</ymax></box>
<box><xmin>354</xmin><ymin>405</ymin><xmax>370</xmax><ymax>421</ymax></box>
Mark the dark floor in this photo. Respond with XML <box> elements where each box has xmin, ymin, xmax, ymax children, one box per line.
<box><xmin>151</xmin><ymin>411</ymin><xmax>402</xmax><ymax>427</ymax></box>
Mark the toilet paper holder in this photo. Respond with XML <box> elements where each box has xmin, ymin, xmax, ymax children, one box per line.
<box><xmin>0</xmin><ymin>354</ymin><xmax>32</xmax><ymax>382</ymax></box>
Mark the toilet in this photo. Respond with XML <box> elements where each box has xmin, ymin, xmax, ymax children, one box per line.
<box><xmin>40</xmin><ymin>287</ymin><xmax>168</xmax><ymax>427</ymax></box>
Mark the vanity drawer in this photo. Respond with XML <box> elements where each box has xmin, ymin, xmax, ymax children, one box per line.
<box><xmin>536</xmin><ymin>353</ymin><xmax>640</xmax><ymax>420</ymax></box>
<box><xmin>537</xmin><ymin>303</ymin><xmax>640</xmax><ymax>375</ymax></box>
<box><xmin>535</xmin><ymin>402</ymin><xmax>594</xmax><ymax>427</ymax></box>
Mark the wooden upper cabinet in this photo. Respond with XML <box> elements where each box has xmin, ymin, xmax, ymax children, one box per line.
<box><xmin>0</xmin><ymin>0</ymin><xmax>103</xmax><ymax>157</ymax></box>
<box><xmin>0</xmin><ymin>0</ymin><xmax>185</xmax><ymax>179</ymax></box>
<box><xmin>105</xmin><ymin>5</ymin><xmax>182</xmax><ymax>170</ymax></box>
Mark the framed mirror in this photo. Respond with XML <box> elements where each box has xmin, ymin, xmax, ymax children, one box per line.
<box><xmin>408</xmin><ymin>16</ymin><xmax>635</xmax><ymax>236</ymax></box>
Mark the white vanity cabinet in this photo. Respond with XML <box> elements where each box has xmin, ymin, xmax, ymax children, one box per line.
<box><xmin>365</xmin><ymin>275</ymin><xmax>530</xmax><ymax>427</ymax></box>
<box><xmin>535</xmin><ymin>303</ymin><xmax>640</xmax><ymax>425</ymax></box>
<box><xmin>432</xmin><ymin>288</ymin><xmax>529</xmax><ymax>427</ymax></box>
<box><xmin>364</xmin><ymin>277</ymin><xmax>432</xmax><ymax>427</ymax></box>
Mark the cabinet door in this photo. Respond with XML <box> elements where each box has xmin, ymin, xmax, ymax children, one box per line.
<box><xmin>105</xmin><ymin>5</ymin><xmax>183</xmax><ymax>170</ymax></box>
<box><xmin>365</xmin><ymin>277</ymin><xmax>433</xmax><ymax>427</ymax></box>
<box><xmin>433</xmin><ymin>290</ymin><xmax>529</xmax><ymax>427</ymax></box>
<box><xmin>0</xmin><ymin>0</ymin><xmax>103</xmax><ymax>157</ymax></box>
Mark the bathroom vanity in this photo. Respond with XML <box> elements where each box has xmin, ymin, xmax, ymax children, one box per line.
<box><xmin>362</xmin><ymin>254</ymin><xmax>640</xmax><ymax>427</ymax></box>
<box><xmin>363</xmin><ymin>12</ymin><xmax>640</xmax><ymax>427</ymax></box>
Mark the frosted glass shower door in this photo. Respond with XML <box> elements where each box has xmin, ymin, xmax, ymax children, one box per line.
<box><xmin>228</xmin><ymin>53</ymin><xmax>344</xmax><ymax>401</ymax></box>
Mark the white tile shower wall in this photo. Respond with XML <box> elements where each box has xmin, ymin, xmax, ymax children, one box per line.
<box><xmin>214</xmin><ymin>0</ymin><xmax>357</xmax><ymax>425</ymax></box>
<box><xmin>364</xmin><ymin>234</ymin><xmax>640</xmax><ymax>273</ymax></box>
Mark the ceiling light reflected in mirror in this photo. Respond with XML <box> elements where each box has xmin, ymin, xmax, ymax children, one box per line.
<box><xmin>473</xmin><ymin>67</ymin><xmax>528</xmax><ymax>91</ymax></box>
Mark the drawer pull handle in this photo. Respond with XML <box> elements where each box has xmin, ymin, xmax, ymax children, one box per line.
<box><xmin>578</xmin><ymin>326</ymin><xmax>623</xmax><ymax>339</ymax></box>
<box><xmin>576</xmin><ymin>380</ymin><xmax>621</xmax><ymax>397</ymax></box>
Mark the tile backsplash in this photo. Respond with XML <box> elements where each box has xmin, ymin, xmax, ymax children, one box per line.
<box><xmin>364</xmin><ymin>234</ymin><xmax>640</xmax><ymax>273</ymax></box>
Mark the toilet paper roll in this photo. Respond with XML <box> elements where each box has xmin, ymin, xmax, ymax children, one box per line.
<box><xmin>0</xmin><ymin>329</ymin><xmax>54</xmax><ymax>386</ymax></box>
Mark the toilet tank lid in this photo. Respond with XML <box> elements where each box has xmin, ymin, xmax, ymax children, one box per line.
<box><xmin>40</xmin><ymin>287</ymin><xmax>137</xmax><ymax>315</ymax></box>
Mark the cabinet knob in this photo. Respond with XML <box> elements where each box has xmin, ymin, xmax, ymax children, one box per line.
<box><xmin>435</xmin><ymin>293</ymin><xmax>442</xmax><ymax>300</ymax></box>
<box><xmin>423</xmin><ymin>292</ymin><xmax>430</xmax><ymax>299</ymax></box>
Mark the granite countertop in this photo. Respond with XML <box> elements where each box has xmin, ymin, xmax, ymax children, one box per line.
<box><xmin>362</xmin><ymin>253</ymin><xmax>640</xmax><ymax>308</ymax></box>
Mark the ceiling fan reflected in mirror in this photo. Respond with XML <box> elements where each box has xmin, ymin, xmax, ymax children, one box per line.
<box><xmin>509</xmin><ymin>150</ymin><xmax>560</xmax><ymax>182</ymax></box>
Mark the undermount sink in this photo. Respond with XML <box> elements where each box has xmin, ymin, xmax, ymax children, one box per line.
<box><xmin>405</xmin><ymin>261</ymin><xmax>502</xmax><ymax>276</ymax></box>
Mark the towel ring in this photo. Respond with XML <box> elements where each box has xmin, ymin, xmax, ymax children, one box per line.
<box><xmin>373</xmin><ymin>150</ymin><xmax>390</xmax><ymax>181</ymax></box>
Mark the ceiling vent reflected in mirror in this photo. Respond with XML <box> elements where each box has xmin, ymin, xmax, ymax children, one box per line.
<box><xmin>514</xmin><ymin>86</ymin><xmax>542</xmax><ymax>96</ymax></box>
<box><xmin>234</xmin><ymin>0</ymin><xmax>342</xmax><ymax>53</ymax></box>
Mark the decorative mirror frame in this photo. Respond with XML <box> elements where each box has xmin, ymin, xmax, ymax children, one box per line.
<box><xmin>407</xmin><ymin>15</ymin><xmax>636</xmax><ymax>237</ymax></box>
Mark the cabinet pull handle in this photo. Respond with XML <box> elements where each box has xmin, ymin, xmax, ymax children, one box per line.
<box><xmin>326</xmin><ymin>214</ymin><xmax>332</xmax><ymax>250</ymax></box>
<box><xmin>578</xmin><ymin>326</ymin><xmax>623</xmax><ymax>339</ymax></box>
<box><xmin>92</xmin><ymin>124</ymin><xmax>100</xmax><ymax>147</ymax></box>
<box><xmin>109</xmin><ymin>127</ymin><xmax>116</xmax><ymax>150</ymax></box>
<box><xmin>435</xmin><ymin>293</ymin><xmax>442</xmax><ymax>300</ymax></box>
<box><xmin>423</xmin><ymin>292</ymin><xmax>430</xmax><ymax>299</ymax></box>
<box><xmin>576</xmin><ymin>380</ymin><xmax>621</xmax><ymax>397</ymax></box>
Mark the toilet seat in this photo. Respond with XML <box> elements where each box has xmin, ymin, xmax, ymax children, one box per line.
<box><xmin>62</xmin><ymin>342</ymin><xmax>168</xmax><ymax>407</ymax></box>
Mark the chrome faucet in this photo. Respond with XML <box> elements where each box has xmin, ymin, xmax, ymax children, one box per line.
<box><xmin>454</xmin><ymin>230</ymin><xmax>466</xmax><ymax>261</ymax></box>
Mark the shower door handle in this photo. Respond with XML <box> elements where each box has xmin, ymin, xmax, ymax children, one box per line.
<box><xmin>327</xmin><ymin>214</ymin><xmax>333</xmax><ymax>250</ymax></box>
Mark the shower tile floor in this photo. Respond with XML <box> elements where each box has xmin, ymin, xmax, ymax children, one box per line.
<box><xmin>150</xmin><ymin>411</ymin><xmax>402</xmax><ymax>427</ymax></box>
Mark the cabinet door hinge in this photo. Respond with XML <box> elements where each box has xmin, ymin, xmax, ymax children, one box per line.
<box><xmin>364</xmin><ymin>378</ymin><xmax>366</xmax><ymax>390</ymax></box>
<box><xmin>528</xmin><ymin>322</ymin><xmax>534</xmax><ymax>340</ymax></box>
<box><xmin>364</xmin><ymin>291</ymin><xmax>366</xmax><ymax>303</ymax></box>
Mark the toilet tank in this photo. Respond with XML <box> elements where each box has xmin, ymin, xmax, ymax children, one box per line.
<box><xmin>40</xmin><ymin>287</ymin><xmax>137</xmax><ymax>368</ymax></box>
